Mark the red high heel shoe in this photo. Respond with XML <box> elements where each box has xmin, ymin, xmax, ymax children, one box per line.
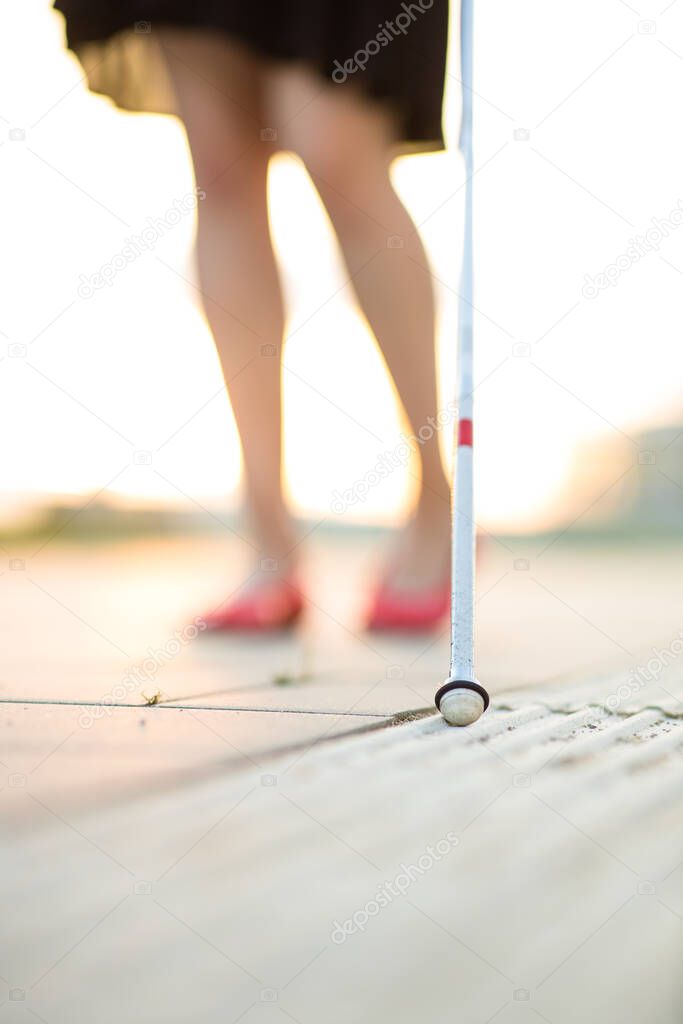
<box><xmin>365</xmin><ymin>533</ymin><xmax>485</xmax><ymax>632</ymax></box>
<box><xmin>202</xmin><ymin>577</ymin><xmax>304</xmax><ymax>632</ymax></box>
<box><xmin>364</xmin><ymin>579</ymin><xmax>450</xmax><ymax>632</ymax></box>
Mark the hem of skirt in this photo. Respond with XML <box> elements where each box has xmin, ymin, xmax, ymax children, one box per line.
<box><xmin>60</xmin><ymin>17</ymin><xmax>445</xmax><ymax>155</ymax></box>
<box><xmin>83</xmin><ymin>82</ymin><xmax>446</xmax><ymax>156</ymax></box>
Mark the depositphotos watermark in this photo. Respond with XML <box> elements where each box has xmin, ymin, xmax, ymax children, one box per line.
<box><xmin>77</xmin><ymin>188</ymin><xmax>206</xmax><ymax>298</ymax></box>
<box><xmin>601</xmin><ymin>629</ymin><xmax>683</xmax><ymax>714</ymax></box>
<box><xmin>79</xmin><ymin>617</ymin><xmax>206</xmax><ymax>728</ymax></box>
<box><xmin>331</xmin><ymin>831</ymin><xmax>459</xmax><ymax>943</ymax></box>
<box><xmin>331</xmin><ymin>401</ymin><xmax>457</xmax><ymax>514</ymax></box>
<box><xmin>582</xmin><ymin>198</ymin><xmax>683</xmax><ymax>299</ymax></box>
<box><xmin>332</xmin><ymin>0</ymin><xmax>434</xmax><ymax>83</ymax></box>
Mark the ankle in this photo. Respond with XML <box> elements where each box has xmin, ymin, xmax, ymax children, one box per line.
<box><xmin>253</xmin><ymin>526</ymin><xmax>299</xmax><ymax>576</ymax></box>
<box><xmin>247</xmin><ymin>504</ymin><xmax>295</xmax><ymax>556</ymax></box>
<box><xmin>416</xmin><ymin>485</ymin><xmax>451</xmax><ymax>522</ymax></box>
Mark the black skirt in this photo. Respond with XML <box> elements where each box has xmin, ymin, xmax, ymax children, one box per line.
<box><xmin>53</xmin><ymin>0</ymin><xmax>449</xmax><ymax>152</ymax></box>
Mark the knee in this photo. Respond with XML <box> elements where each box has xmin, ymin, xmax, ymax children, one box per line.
<box><xmin>296</xmin><ymin>137</ymin><xmax>389</xmax><ymax>225</ymax></box>
<box><xmin>188</xmin><ymin>131</ymin><xmax>269</xmax><ymax>201</ymax></box>
<box><xmin>296</xmin><ymin>133</ymin><xmax>354</xmax><ymax>190</ymax></box>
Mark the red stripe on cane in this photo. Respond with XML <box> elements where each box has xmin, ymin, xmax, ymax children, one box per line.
<box><xmin>458</xmin><ymin>418</ymin><xmax>473</xmax><ymax>446</ymax></box>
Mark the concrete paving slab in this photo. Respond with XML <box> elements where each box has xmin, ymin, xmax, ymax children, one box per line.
<box><xmin>498</xmin><ymin>650</ymin><xmax>683</xmax><ymax>718</ymax></box>
<box><xmin>0</xmin><ymin>702</ymin><xmax>385</xmax><ymax>820</ymax></box>
<box><xmin>2</xmin><ymin>702</ymin><xmax>683</xmax><ymax>1023</ymax></box>
<box><xmin>3</xmin><ymin>533</ymin><xmax>683</xmax><ymax>1021</ymax></box>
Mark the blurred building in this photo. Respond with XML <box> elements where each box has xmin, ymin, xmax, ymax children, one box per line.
<box><xmin>559</xmin><ymin>423</ymin><xmax>683</xmax><ymax>535</ymax></box>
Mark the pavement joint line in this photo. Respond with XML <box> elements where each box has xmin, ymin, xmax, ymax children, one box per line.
<box><xmin>5</xmin><ymin>695</ymin><xmax>681</xmax><ymax>724</ymax></box>
<box><xmin>0</xmin><ymin>696</ymin><xmax>390</xmax><ymax>718</ymax></box>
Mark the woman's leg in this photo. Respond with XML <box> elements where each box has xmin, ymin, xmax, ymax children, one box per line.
<box><xmin>159</xmin><ymin>30</ymin><xmax>295</xmax><ymax>572</ymax></box>
<box><xmin>270</xmin><ymin>68</ymin><xmax>450</xmax><ymax>588</ymax></box>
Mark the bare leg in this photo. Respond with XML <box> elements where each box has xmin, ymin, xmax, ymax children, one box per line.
<box><xmin>270</xmin><ymin>69</ymin><xmax>450</xmax><ymax>588</ymax></box>
<box><xmin>159</xmin><ymin>30</ymin><xmax>296</xmax><ymax>572</ymax></box>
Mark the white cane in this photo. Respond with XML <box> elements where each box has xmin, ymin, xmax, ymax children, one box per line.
<box><xmin>434</xmin><ymin>0</ymin><xmax>490</xmax><ymax>726</ymax></box>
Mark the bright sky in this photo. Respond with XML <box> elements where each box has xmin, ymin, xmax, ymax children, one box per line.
<box><xmin>1</xmin><ymin>0</ymin><xmax>682</xmax><ymax>532</ymax></box>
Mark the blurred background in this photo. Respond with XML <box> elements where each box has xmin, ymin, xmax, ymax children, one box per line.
<box><xmin>1</xmin><ymin>0</ymin><xmax>682</xmax><ymax>543</ymax></box>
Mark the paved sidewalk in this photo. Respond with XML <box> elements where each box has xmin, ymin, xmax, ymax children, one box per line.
<box><xmin>2</xmin><ymin>533</ymin><xmax>683</xmax><ymax>1021</ymax></box>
